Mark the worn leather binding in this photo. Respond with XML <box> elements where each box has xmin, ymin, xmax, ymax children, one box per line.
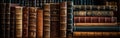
<box><xmin>15</xmin><ymin>6</ymin><xmax>23</xmax><ymax>38</ymax></box>
<box><xmin>37</xmin><ymin>8</ymin><xmax>43</xmax><ymax>38</ymax></box>
<box><xmin>60</xmin><ymin>2</ymin><xmax>67</xmax><ymax>38</ymax></box>
<box><xmin>43</xmin><ymin>3</ymin><xmax>51</xmax><ymax>38</ymax></box>
<box><xmin>23</xmin><ymin>7</ymin><xmax>29</xmax><ymax>38</ymax></box>
<box><xmin>28</xmin><ymin>7</ymin><xmax>37</xmax><ymax>38</ymax></box>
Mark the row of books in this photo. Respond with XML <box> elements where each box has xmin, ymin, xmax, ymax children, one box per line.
<box><xmin>73</xmin><ymin>0</ymin><xmax>119</xmax><ymax>37</ymax></box>
<box><xmin>0</xmin><ymin>1</ymin><xmax>74</xmax><ymax>38</ymax></box>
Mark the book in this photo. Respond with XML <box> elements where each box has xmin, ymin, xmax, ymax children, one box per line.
<box><xmin>43</xmin><ymin>3</ymin><xmax>51</xmax><ymax>38</ymax></box>
<box><xmin>22</xmin><ymin>7</ymin><xmax>29</xmax><ymax>38</ymax></box>
<box><xmin>50</xmin><ymin>3</ymin><xmax>60</xmax><ymax>38</ymax></box>
<box><xmin>60</xmin><ymin>2</ymin><xmax>67</xmax><ymax>38</ymax></box>
<box><xmin>28</xmin><ymin>7</ymin><xmax>37</xmax><ymax>38</ymax></box>
<box><xmin>74</xmin><ymin>17</ymin><xmax>117</xmax><ymax>23</ymax></box>
<box><xmin>10</xmin><ymin>5</ymin><xmax>16</xmax><ymax>38</ymax></box>
<box><xmin>73</xmin><ymin>32</ymin><xmax>120</xmax><ymax>37</ymax></box>
<box><xmin>0</xmin><ymin>3</ymin><xmax>6</xmax><ymax>38</ymax></box>
<box><xmin>73</xmin><ymin>26</ymin><xmax>120</xmax><ymax>32</ymax></box>
<box><xmin>5</xmin><ymin>3</ymin><xmax>11</xmax><ymax>38</ymax></box>
<box><xmin>37</xmin><ymin>8</ymin><xmax>43</xmax><ymax>38</ymax></box>
<box><xmin>74</xmin><ymin>11</ymin><xmax>114</xmax><ymax>17</ymax></box>
<box><xmin>15</xmin><ymin>6</ymin><xmax>23</xmax><ymax>38</ymax></box>
<box><xmin>67</xmin><ymin>1</ymin><xmax>73</xmax><ymax>38</ymax></box>
<box><xmin>73</xmin><ymin>5</ymin><xmax>117</xmax><ymax>11</ymax></box>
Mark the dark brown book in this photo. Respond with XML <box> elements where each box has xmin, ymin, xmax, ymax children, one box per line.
<box><xmin>28</xmin><ymin>7</ymin><xmax>37</xmax><ymax>38</ymax></box>
<box><xmin>10</xmin><ymin>4</ymin><xmax>19</xmax><ymax>38</ymax></box>
<box><xmin>23</xmin><ymin>7</ymin><xmax>29</xmax><ymax>38</ymax></box>
<box><xmin>0</xmin><ymin>3</ymin><xmax>6</xmax><ymax>38</ymax></box>
<box><xmin>50</xmin><ymin>3</ymin><xmax>60</xmax><ymax>38</ymax></box>
<box><xmin>15</xmin><ymin>6</ymin><xmax>23</xmax><ymax>38</ymax></box>
<box><xmin>74</xmin><ymin>17</ymin><xmax>117</xmax><ymax>23</ymax></box>
<box><xmin>43</xmin><ymin>3</ymin><xmax>51</xmax><ymax>38</ymax></box>
<box><xmin>5</xmin><ymin>3</ymin><xmax>11</xmax><ymax>38</ymax></box>
<box><xmin>37</xmin><ymin>8</ymin><xmax>43</xmax><ymax>38</ymax></box>
<box><xmin>10</xmin><ymin>6</ymin><xmax>15</xmax><ymax>38</ymax></box>
<box><xmin>60</xmin><ymin>2</ymin><xmax>67</xmax><ymax>38</ymax></box>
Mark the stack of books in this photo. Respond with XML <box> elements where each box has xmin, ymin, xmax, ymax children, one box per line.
<box><xmin>73</xmin><ymin>0</ymin><xmax>120</xmax><ymax>38</ymax></box>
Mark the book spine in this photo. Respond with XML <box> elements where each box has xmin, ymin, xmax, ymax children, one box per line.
<box><xmin>74</xmin><ymin>17</ymin><xmax>117</xmax><ymax>23</ymax></box>
<box><xmin>67</xmin><ymin>1</ymin><xmax>73</xmax><ymax>38</ymax></box>
<box><xmin>0</xmin><ymin>3</ymin><xmax>6</xmax><ymax>38</ymax></box>
<box><xmin>37</xmin><ymin>8</ymin><xmax>43</xmax><ymax>38</ymax></box>
<box><xmin>10</xmin><ymin>6</ymin><xmax>16</xmax><ymax>38</ymax></box>
<box><xmin>43</xmin><ymin>4</ymin><xmax>50</xmax><ymax>38</ymax></box>
<box><xmin>73</xmin><ymin>32</ymin><xmax>120</xmax><ymax>37</ymax></box>
<box><xmin>5</xmin><ymin>3</ymin><xmax>10</xmax><ymax>38</ymax></box>
<box><xmin>74</xmin><ymin>11</ymin><xmax>114</xmax><ymax>17</ymax></box>
<box><xmin>15</xmin><ymin>6</ymin><xmax>23</xmax><ymax>38</ymax></box>
<box><xmin>74</xmin><ymin>26</ymin><xmax>119</xmax><ymax>32</ymax></box>
<box><xmin>22</xmin><ymin>7</ymin><xmax>29</xmax><ymax>38</ymax></box>
<box><xmin>50</xmin><ymin>4</ymin><xmax>60</xmax><ymax>38</ymax></box>
<box><xmin>60</xmin><ymin>2</ymin><xmax>67</xmax><ymax>38</ymax></box>
<box><xmin>28</xmin><ymin>7</ymin><xmax>37</xmax><ymax>38</ymax></box>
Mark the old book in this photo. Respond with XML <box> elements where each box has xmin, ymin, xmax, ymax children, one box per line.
<box><xmin>28</xmin><ymin>7</ymin><xmax>37</xmax><ymax>38</ymax></box>
<box><xmin>50</xmin><ymin>3</ymin><xmax>60</xmax><ymax>38</ymax></box>
<box><xmin>15</xmin><ymin>6</ymin><xmax>23</xmax><ymax>38</ymax></box>
<box><xmin>43</xmin><ymin>3</ymin><xmax>51</xmax><ymax>38</ymax></box>
<box><xmin>10</xmin><ymin>6</ymin><xmax>16</xmax><ymax>38</ymax></box>
<box><xmin>74</xmin><ymin>11</ymin><xmax>114</xmax><ymax>17</ymax></box>
<box><xmin>74</xmin><ymin>26</ymin><xmax>119</xmax><ymax>32</ymax></box>
<box><xmin>73</xmin><ymin>32</ymin><xmax>120</xmax><ymax>37</ymax></box>
<box><xmin>67</xmin><ymin>1</ymin><xmax>73</xmax><ymax>38</ymax></box>
<box><xmin>0</xmin><ymin>3</ymin><xmax>6</xmax><ymax>38</ymax></box>
<box><xmin>4</xmin><ymin>3</ymin><xmax>10</xmax><ymax>38</ymax></box>
<box><xmin>60</xmin><ymin>2</ymin><xmax>67</xmax><ymax>38</ymax></box>
<box><xmin>37</xmin><ymin>8</ymin><xmax>43</xmax><ymax>38</ymax></box>
<box><xmin>22</xmin><ymin>7</ymin><xmax>29</xmax><ymax>38</ymax></box>
<box><xmin>74</xmin><ymin>17</ymin><xmax>117</xmax><ymax>23</ymax></box>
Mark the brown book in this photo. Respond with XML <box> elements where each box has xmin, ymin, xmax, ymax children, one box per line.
<box><xmin>50</xmin><ymin>3</ymin><xmax>60</xmax><ymax>38</ymax></box>
<box><xmin>60</xmin><ymin>2</ymin><xmax>67</xmax><ymax>38</ymax></box>
<box><xmin>23</xmin><ymin>7</ymin><xmax>29</xmax><ymax>38</ymax></box>
<box><xmin>43</xmin><ymin>3</ymin><xmax>51</xmax><ymax>38</ymax></box>
<box><xmin>73</xmin><ymin>32</ymin><xmax>120</xmax><ymax>37</ymax></box>
<box><xmin>37</xmin><ymin>8</ymin><xmax>43</xmax><ymax>38</ymax></box>
<box><xmin>29</xmin><ymin>7</ymin><xmax>37</xmax><ymax>38</ymax></box>
<box><xmin>15</xmin><ymin>6</ymin><xmax>23</xmax><ymax>38</ymax></box>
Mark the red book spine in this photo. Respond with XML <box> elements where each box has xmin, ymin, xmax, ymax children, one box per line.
<box><xmin>23</xmin><ymin>7</ymin><xmax>29</xmax><ymax>38</ymax></box>
<box><xmin>37</xmin><ymin>8</ymin><xmax>43</xmax><ymax>38</ymax></box>
<box><xmin>74</xmin><ymin>17</ymin><xmax>117</xmax><ymax>23</ymax></box>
